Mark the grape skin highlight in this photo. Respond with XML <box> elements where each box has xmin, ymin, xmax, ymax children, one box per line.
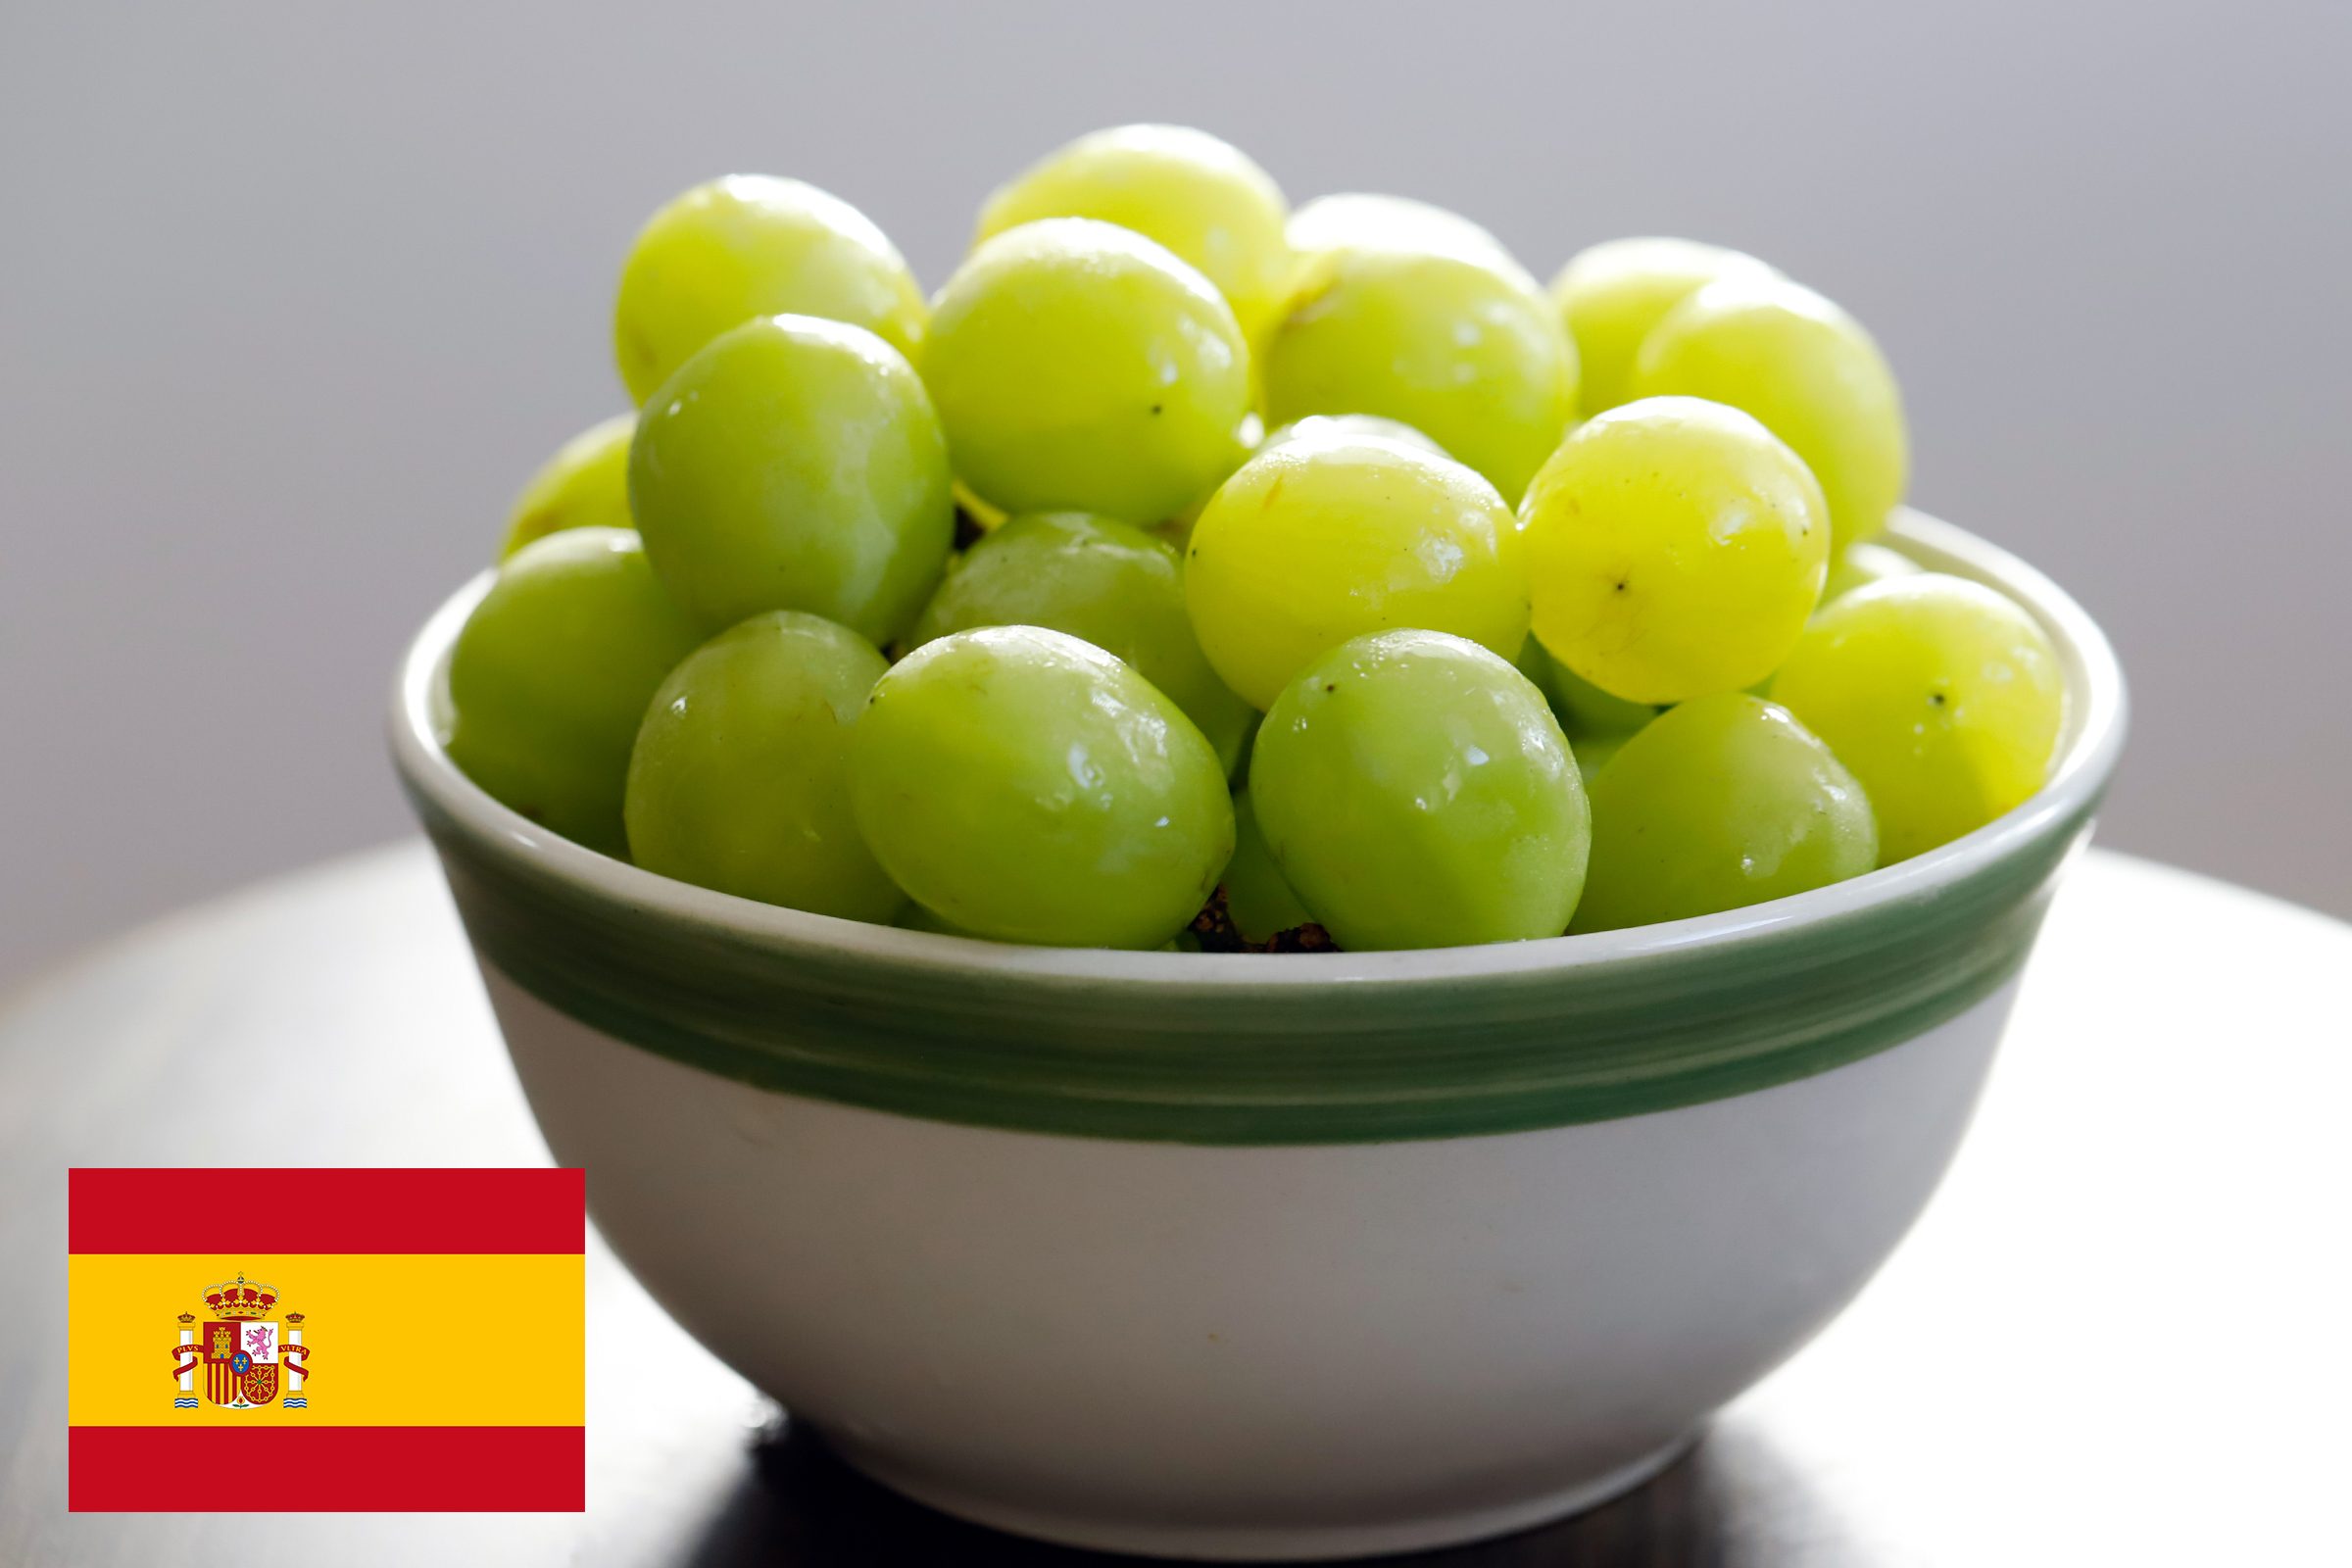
<box><xmin>434</xmin><ymin>124</ymin><xmax>2062</xmax><ymax>955</ymax></box>
<box><xmin>629</xmin><ymin>314</ymin><xmax>954</xmax><ymax>645</ymax></box>
<box><xmin>975</xmin><ymin>124</ymin><xmax>1293</xmax><ymax>343</ymax></box>
<box><xmin>1258</xmin><ymin>413</ymin><xmax>1447</xmax><ymax>461</ymax></box>
<box><xmin>624</xmin><ymin>612</ymin><xmax>903</xmax><ymax>922</ymax></box>
<box><xmin>613</xmin><ymin>175</ymin><xmax>928</xmax><ymax>405</ymax></box>
<box><xmin>1772</xmin><ymin>573</ymin><xmax>2067</xmax><ymax>862</ymax></box>
<box><xmin>1548</xmin><ymin>237</ymin><xmax>1778</xmax><ymax>417</ymax></box>
<box><xmin>1258</xmin><ymin>245</ymin><xmax>1578</xmax><ymax>504</ymax></box>
<box><xmin>445</xmin><ymin>527</ymin><xmax>706</xmax><ymax>858</ymax></box>
<box><xmin>907</xmin><ymin>511</ymin><xmax>1255</xmax><ymax>774</ymax></box>
<box><xmin>1521</xmin><ymin>396</ymin><xmax>1829</xmax><ymax>706</ymax></box>
<box><xmin>1250</xmin><ymin>630</ymin><xmax>1589</xmax><ymax>950</ymax></box>
<box><xmin>1631</xmin><ymin>273</ymin><xmax>1908</xmax><ymax>549</ymax></box>
<box><xmin>921</xmin><ymin>219</ymin><xmax>1253</xmax><ymax>526</ymax></box>
<box><xmin>1569</xmin><ymin>693</ymin><xmax>1877</xmax><ymax>933</ymax></box>
<box><xmin>848</xmin><ymin>626</ymin><xmax>1235</xmax><ymax>949</ymax></box>
<box><xmin>1286</xmin><ymin>193</ymin><xmax>1525</xmax><ymax>281</ymax></box>
<box><xmin>1186</xmin><ymin>427</ymin><xmax>1531</xmax><ymax>710</ymax></box>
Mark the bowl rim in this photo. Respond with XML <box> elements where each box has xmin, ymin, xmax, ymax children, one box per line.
<box><xmin>388</xmin><ymin>507</ymin><xmax>2127</xmax><ymax>990</ymax></box>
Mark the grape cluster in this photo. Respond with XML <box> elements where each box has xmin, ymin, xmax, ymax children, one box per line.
<box><xmin>445</xmin><ymin>124</ymin><xmax>2068</xmax><ymax>953</ymax></box>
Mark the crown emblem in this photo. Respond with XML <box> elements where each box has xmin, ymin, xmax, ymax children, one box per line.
<box><xmin>174</xmin><ymin>1272</ymin><xmax>312</xmax><ymax>1414</ymax></box>
<box><xmin>202</xmin><ymin>1272</ymin><xmax>279</xmax><ymax>1320</ymax></box>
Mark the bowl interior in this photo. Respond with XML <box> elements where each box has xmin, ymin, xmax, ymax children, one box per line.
<box><xmin>392</xmin><ymin>508</ymin><xmax>2125</xmax><ymax>986</ymax></box>
<box><xmin>391</xmin><ymin>508</ymin><xmax>2125</xmax><ymax>1142</ymax></box>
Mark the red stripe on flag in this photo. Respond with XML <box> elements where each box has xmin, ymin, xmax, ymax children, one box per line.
<box><xmin>69</xmin><ymin>1425</ymin><xmax>585</xmax><ymax>1511</ymax></box>
<box><xmin>69</xmin><ymin>1168</ymin><xmax>583</xmax><ymax>1254</ymax></box>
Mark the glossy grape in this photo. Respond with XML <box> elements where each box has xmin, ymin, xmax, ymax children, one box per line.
<box><xmin>1821</xmin><ymin>539</ymin><xmax>1922</xmax><ymax>605</ymax></box>
<box><xmin>1186</xmin><ymin>426</ymin><xmax>1529</xmax><ymax>710</ymax></box>
<box><xmin>1521</xmin><ymin>397</ymin><xmax>1828</xmax><ymax>705</ymax></box>
<box><xmin>1250</xmin><ymin>630</ymin><xmax>1588</xmax><ymax>950</ymax></box>
<box><xmin>1772</xmin><ymin>574</ymin><xmax>2066</xmax><ymax>861</ymax></box>
<box><xmin>629</xmin><ymin>314</ymin><xmax>953</xmax><ymax>644</ymax></box>
<box><xmin>1631</xmin><ymin>274</ymin><xmax>1908</xmax><ymax>548</ymax></box>
<box><xmin>1569</xmin><ymin>693</ymin><xmax>1877</xmax><ymax>932</ymax></box>
<box><xmin>1286</xmin><ymin>193</ymin><xmax>1521</xmax><ymax>277</ymax></box>
<box><xmin>501</xmin><ymin>414</ymin><xmax>634</xmax><ymax>559</ymax></box>
<box><xmin>1258</xmin><ymin>413</ymin><xmax>1446</xmax><ymax>460</ymax></box>
<box><xmin>612</xmin><ymin>175</ymin><xmax>927</xmax><ymax>405</ymax></box>
<box><xmin>907</xmin><ymin>511</ymin><xmax>1254</xmax><ymax>772</ymax></box>
<box><xmin>444</xmin><ymin>527</ymin><xmax>704</xmax><ymax>858</ymax></box>
<box><xmin>622</xmin><ymin>611</ymin><xmax>901</xmax><ymax>920</ymax></box>
<box><xmin>974</xmin><ymin>124</ymin><xmax>1293</xmax><ymax>342</ymax></box>
<box><xmin>1571</xmin><ymin>730</ymin><xmax>1629</xmax><ymax>789</ymax></box>
<box><xmin>921</xmin><ymin>219</ymin><xmax>1252</xmax><ymax>525</ymax></box>
<box><xmin>848</xmin><ymin>626</ymin><xmax>1234</xmax><ymax>948</ymax></box>
<box><xmin>1516</xmin><ymin>636</ymin><xmax>1659</xmax><ymax>736</ymax></box>
<box><xmin>1259</xmin><ymin>245</ymin><xmax>1577</xmax><ymax>503</ymax></box>
<box><xmin>1547</xmin><ymin>237</ymin><xmax>1777</xmax><ymax>416</ymax></box>
<box><xmin>1222</xmin><ymin>789</ymin><xmax>1315</xmax><ymax>942</ymax></box>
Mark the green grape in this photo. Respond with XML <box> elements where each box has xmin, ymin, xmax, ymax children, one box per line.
<box><xmin>1771</xmin><ymin>574</ymin><xmax>2066</xmax><ymax>862</ymax></box>
<box><xmin>444</xmin><ymin>528</ymin><xmax>705</xmax><ymax>858</ymax></box>
<box><xmin>1570</xmin><ymin>729</ymin><xmax>1629</xmax><ymax>789</ymax></box>
<box><xmin>848</xmin><ymin>626</ymin><xmax>1234</xmax><ymax>948</ymax></box>
<box><xmin>1258</xmin><ymin>245</ymin><xmax>1577</xmax><ymax>502</ymax></box>
<box><xmin>1547</xmin><ymin>237</ymin><xmax>1778</xmax><ymax>417</ymax></box>
<box><xmin>501</xmin><ymin>414</ymin><xmax>635</xmax><ymax>559</ymax></box>
<box><xmin>1821</xmin><ymin>539</ymin><xmax>1922</xmax><ymax>604</ymax></box>
<box><xmin>1631</xmin><ymin>273</ymin><xmax>1908</xmax><ymax>548</ymax></box>
<box><xmin>1250</xmin><ymin>630</ymin><xmax>1589</xmax><ymax>950</ymax></box>
<box><xmin>622</xmin><ymin>611</ymin><xmax>901</xmax><ymax>921</ymax></box>
<box><xmin>1225</xmin><ymin>709</ymin><xmax>1265</xmax><ymax>789</ymax></box>
<box><xmin>974</xmin><ymin>124</ymin><xmax>1293</xmax><ymax>342</ymax></box>
<box><xmin>895</xmin><ymin>903</ymin><xmax>982</xmax><ymax>937</ymax></box>
<box><xmin>921</xmin><ymin>219</ymin><xmax>1252</xmax><ymax>524</ymax></box>
<box><xmin>1521</xmin><ymin>396</ymin><xmax>1828</xmax><ymax>705</ymax></box>
<box><xmin>1222</xmin><ymin>789</ymin><xmax>1315</xmax><ymax>942</ymax></box>
<box><xmin>1568</xmin><ymin>693</ymin><xmax>1876</xmax><ymax>933</ymax></box>
<box><xmin>907</xmin><ymin>511</ymin><xmax>1254</xmax><ymax>772</ymax></box>
<box><xmin>1515</xmin><ymin>636</ymin><xmax>1659</xmax><ymax>735</ymax></box>
<box><xmin>630</xmin><ymin>314</ymin><xmax>953</xmax><ymax>644</ymax></box>
<box><xmin>612</xmin><ymin>175</ymin><xmax>927</xmax><ymax>405</ymax></box>
<box><xmin>1286</xmin><ymin>193</ymin><xmax>1522</xmax><ymax>278</ymax></box>
<box><xmin>1259</xmin><ymin>412</ymin><xmax>1446</xmax><ymax>459</ymax></box>
<box><xmin>1186</xmin><ymin>426</ymin><xmax>1529</xmax><ymax>710</ymax></box>
<box><xmin>1143</xmin><ymin>410</ymin><xmax>1263</xmax><ymax>553</ymax></box>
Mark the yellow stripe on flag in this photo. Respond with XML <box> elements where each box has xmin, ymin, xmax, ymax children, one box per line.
<box><xmin>69</xmin><ymin>1252</ymin><xmax>583</xmax><ymax>1427</ymax></box>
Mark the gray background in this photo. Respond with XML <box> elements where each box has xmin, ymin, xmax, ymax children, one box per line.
<box><xmin>3</xmin><ymin>0</ymin><xmax>2347</xmax><ymax>987</ymax></box>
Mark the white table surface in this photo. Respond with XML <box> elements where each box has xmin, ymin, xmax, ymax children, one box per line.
<box><xmin>2</xmin><ymin>843</ymin><xmax>2345</xmax><ymax>1566</ymax></box>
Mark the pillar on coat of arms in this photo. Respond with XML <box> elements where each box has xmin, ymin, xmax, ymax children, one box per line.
<box><xmin>284</xmin><ymin>1311</ymin><xmax>307</xmax><ymax>1409</ymax></box>
<box><xmin>174</xmin><ymin>1311</ymin><xmax>197</xmax><ymax>1410</ymax></box>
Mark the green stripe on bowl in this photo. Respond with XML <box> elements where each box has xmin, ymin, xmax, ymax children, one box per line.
<box><xmin>411</xmin><ymin>784</ymin><xmax>2096</xmax><ymax>1146</ymax></box>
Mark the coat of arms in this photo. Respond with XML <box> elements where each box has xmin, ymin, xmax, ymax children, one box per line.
<box><xmin>170</xmin><ymin>1274</ymin><xmax>313</xmax><ymax>1410</ymax></box>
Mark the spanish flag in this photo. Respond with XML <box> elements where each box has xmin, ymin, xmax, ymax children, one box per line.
<box><xmin>69</xmin><ymin>1167</ymin><xmax>584</xmax><ymax>1511</ymax></box>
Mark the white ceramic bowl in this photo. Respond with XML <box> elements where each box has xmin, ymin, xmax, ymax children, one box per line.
<box><xmin>391</xmin><ymin>509</ymin><xmax>2125</xmax><ymax>1560</ymax></box>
